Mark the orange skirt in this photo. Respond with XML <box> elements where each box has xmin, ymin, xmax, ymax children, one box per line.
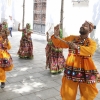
<box><xmin>64</xmin><ymin>54</ymin><xmax>100</xmax><ymax>84</ymax></box>
<box><xmin>0</xmin><ymin>49</ymin><xmax>13</xmax><ymax>82</ymax></box>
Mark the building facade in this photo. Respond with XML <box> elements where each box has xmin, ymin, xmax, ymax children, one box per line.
<box><xmin>33</xmin><ymin>0</ymin><xmax>46</xmax><ymax>34</ymax></box>
<box><xmin>0</xmin><ymin>0</ymin><xmax>100</xmax><ymax>51</ymax></box>
<box><xmin>0</xmin><ymin>0</ymin><xmax>33</xmax><ymax>30</ymax></box>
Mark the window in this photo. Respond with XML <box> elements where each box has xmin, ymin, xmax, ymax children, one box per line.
<box><xmin>72</xmin><ymin>0</ymin><xmax>89</xmax><ymax>7</ymax></box>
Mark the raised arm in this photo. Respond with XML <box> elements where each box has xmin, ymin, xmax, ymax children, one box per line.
<box><xmin>46</xmin><ymin>32</ymin><xmax>50</xmax><ymax>42</ymax></box>
<box><xmin>3</xmin><ymin>39</ymin><xmax>11</xmax><ymax>50</ymax></box>
<box><xmin>18</xmin><ymin>23</ymin><xmax>23</xmax><ymax>31</ymax></box>
<box><xmin>30</xmin><ymin>29</ymin><xmax>33</xmax><ymax>34</ymax></box>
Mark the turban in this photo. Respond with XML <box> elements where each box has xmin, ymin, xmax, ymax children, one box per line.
<box><xmin>85</xmin><ymin>21</ymin><xmax>95</xmax><ymax>32</ymax></box>
<box><xmin>26</xmin><ymin>23</ymin><xmax>31</xmax><ymax>29</ymax></box>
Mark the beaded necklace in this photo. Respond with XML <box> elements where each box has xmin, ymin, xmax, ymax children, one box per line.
<box><xmin>26</xmin><ymin>28</ymin><xmax>31</xmax><ymax>33</ymax></box>
<box><xmin>72</xmin><ymin>36</ymin><xmax>90</xmax><ymax>46</ymax></box>
<box><xmin>68</xmin><ymin>36</ymin><xmax>90</xmax><ymax>54</ymax></box>
<box><xmin>22</xmin><ymin>28</ymin><xmax>31</xmax><ymax>36</ymax></box>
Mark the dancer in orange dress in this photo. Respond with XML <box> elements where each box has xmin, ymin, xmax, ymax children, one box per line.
<box><xmin>51</xmin><ymin>21</ymin><xmax>100</xmax><ymax>100</ymax></box>
<box><xmin>0</xmin><ymin>34</ymin><xmax>13</xmax><ymax>88</ymax></box>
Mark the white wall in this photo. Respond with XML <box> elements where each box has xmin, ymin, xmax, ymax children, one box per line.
<box><xmin>0</xmin><ymin>0</ymin><xmax>8</xmax><ymax>21</ymax></box>
<box><xmin>0</xmin><ymin>0</ymin><xmax>100</xmax><ymax>51</ymax></box>
<box><xmin>63</xmin><ymin>0</ymin><xmax>100</xmax><ymax>52</ymax></box>
<box><xmin>45</xmin><ymin>0</ymin><xmax>61</xmax><ymax>33</ymax></box>
<box><xmin>46</xmin><ymin>0</ymin><xmax>100</xmax><ymax>52</ymax></box>
<box><xmin>63</xmin><ymin>0</ymin><xmax>96</xmax><ymax>36</ymax></box>
<box><xmin>0</xmin><ymin>0</ymin><xmax>2</xmax><ymax>22</ymax></box>
<box><xmin>24</xmin><ymin>0</ymin><xmax>33</xmax><ymax>29</ymax></box>
<box><xmin>0</xmin><ymin>0</ymin><xmax>33</xmax><ymax>30</ymax></box>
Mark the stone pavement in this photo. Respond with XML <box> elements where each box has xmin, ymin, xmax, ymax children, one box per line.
<box><xmin>0</xmin><ymin>31</ymin><xmax>100</xmax><ymax>100</ymax></box>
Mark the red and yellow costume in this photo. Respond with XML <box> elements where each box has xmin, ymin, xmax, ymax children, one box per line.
<box><xmin>0</xmin><ymin>36</ymin><xmax>13</xmax><ymax>82</ymax></box>
<box><xmin>51</xmin><ymin>35</ymin><xmax>99</xmax><ymax>100</ymax></box>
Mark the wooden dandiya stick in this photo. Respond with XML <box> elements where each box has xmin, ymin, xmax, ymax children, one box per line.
<box><xmin>47</xmin><ymin>26</ymin><xmax>52</xmax><ymax>32</ymax></box>
<box><xmin>54</xmin><ymin>35</ymin><xmax>69</xmax><ymax>44</ymax></box>
<box><xmin>47</xmin><ymin>17</ymin><xmax>65</xmax><ymax>35</ymax></box>
<box><xmin>47</xmin><ymin>25</ymin><xmax>54</xmax><ymax>36</ymax></box>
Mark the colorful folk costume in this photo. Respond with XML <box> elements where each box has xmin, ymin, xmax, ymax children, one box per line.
<box><xmin>0</xmin><ymin>24</ymin><xmax>2</xmax><ymax>33</ymax></box>
<box><xmin>51</xmin><ymin>22</ymin><xmax>100</xmax><ymax>100</ymax></box>
<box><xmin>17</xmin><ymin>23</ymin><xmax>33</xmax><ymax>59</ymax></box>
<box><xmin>1</xmin><ymin>21</ymin><xmax>10</xmax><ymax>41</ymax></box>
<box><xmin>0</xmin><ymin>35</ymin><xmax>13</xmax><ymax>88</ymax></box>
<box><xmin>45</xmin><ymin>26</ymin><xmax>65</xmax><ymax>74</ymax></box>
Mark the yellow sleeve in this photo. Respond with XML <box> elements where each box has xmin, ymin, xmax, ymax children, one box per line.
<box><xmin>80</xmin><ymin>39</ymin><xmax>97</xmax><ymax>56</ymax></box>
<box><xmin>51</xmin><ymin>35</ymin><xmax>73</xmax><ymax>48</ymax></box>
<box><xmin>7</xmin><ymin>41</ymin><xmax>11</xmax><ymax>50</ymax></box>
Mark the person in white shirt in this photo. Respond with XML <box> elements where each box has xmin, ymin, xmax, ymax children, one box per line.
<box><xmin>8</xmin><ymin>16</ymin><xmax>14</xmax><ymax>37</ymax></box>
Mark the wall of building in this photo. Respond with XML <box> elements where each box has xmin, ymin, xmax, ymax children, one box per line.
<box><xmin>33</xmin><ymin>0</ymin><xmax>47</xmax><ymax>34</ymax></box>
<box><xmin>46</xmin><ymin>0</ymin><xmax>100</xmax><ymax>52</ymax></box>
<box><xmin>45</xmin><ymin>0</ymin><xmax>61</xmax><ymax>34</ymax></box>
<box><xmin>63</xmin><ymin>0</ymin><xmax>100</xmax><ymax>52</ymax></box>
<box><xmin>0</xmin><ymin>0</ymin><xmax>100</xmax><ymax>52</ymax></box>
<box><xmin>0</xmin><ymin>0</ymin><xmax>33</xmax><ymax>30</ymax></box>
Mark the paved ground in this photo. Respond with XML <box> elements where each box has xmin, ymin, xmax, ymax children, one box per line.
<box><xmin>0</xmin><ymin>31</ymin><xmax>100</xmax><ymax>100</ymax></box>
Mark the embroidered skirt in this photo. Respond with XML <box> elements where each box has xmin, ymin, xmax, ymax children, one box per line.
<box><xmin>0</xmin><ymin>49</ymin><xmax>13</xmax><ymax>82</ymax></box>
<box><xmin>17</xmin><ymin>36</ymin><xmax>33</xmax><ymax>59</ymax></box>
<box><xmin>45</xmin><ymin>43</ymin><xmax>65</xmax><ymax>74</ymax></box>
<box><xmin>64</xmin><ymin>54</ymin><xmax>100</xmax><ymax>84</ymax></box>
